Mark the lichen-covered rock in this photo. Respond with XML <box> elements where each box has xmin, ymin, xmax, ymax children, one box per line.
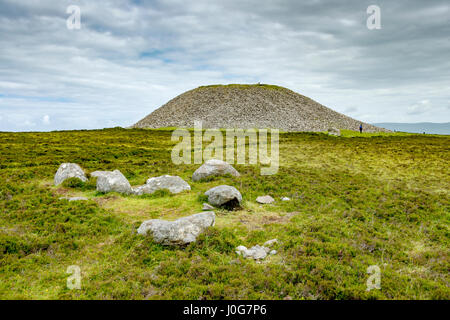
<box><xmin>54</xmin><ymin>163</ymin><xmax>88</xmax><ymax>186</ymax></box>
<box><xmin>137</xmin><ymin>211</ymin><xmax>215</xmax><ymax>245</ymax></box>
<box><xmin>204</xmin><ymin>185</ymin><xmax>242</xmax><ymax>209</ymax></box>
<box><xmin>95</xmin><ymin>169</ymin><xmax>132</xmax><ymax>194</ymax></box>
<box><xmin>192</xmin><ymin>159</ymin><xmax>240</xmax><ymax>181</ymax></box>
<box><xmin>132</xmin><ymin>175</ymin><xmax>190</xmax><ymax>195</ymax></box>
<box><xmin>256</xmin><ymin>195</ymin><xmax>275</xmax><ymax>204</ymax></box>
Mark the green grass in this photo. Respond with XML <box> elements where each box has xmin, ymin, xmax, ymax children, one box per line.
<box><xmin>0</xmin><ymin>128</ymin><xmax>448</xmax><ymax>299</ymax></box>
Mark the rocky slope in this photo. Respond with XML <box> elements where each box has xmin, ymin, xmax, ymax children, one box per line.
<box><xmin>133</xmin><ymin>84</ymin><xmax>389</xmax><ymax>132</ymax></box>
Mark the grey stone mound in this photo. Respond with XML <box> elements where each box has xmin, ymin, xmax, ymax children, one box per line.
<box><xmin>204</xmin><ymin>185</ymin><xmax>242</xmax><ymax>210</ymax></box>
<box><xmin>132</xmin><ymin>175</ymin><xmax>190</xmax><ymax>195</ymax></box>
<box><xmin>95</xmin><ymin>169</ymin><xmax>132</xmax><ymax>194</ymax></box>
<box><xmin>54</xmin><ymin>163</ymin><xmax>87</xmax><ymax>186</ymax></box>
<box><xmin>137</xmin><ymin>211</ymin><xmax>215</xmax><ymax>245</ymax></box>
<box><xmin>192</xmin><ymin>159</ymin><xmax>240</xmax><ymax>181</ymax></box>
<box><xmin>132</xmin><ymin>84</ymin><xmax>390</xmax><ymax>133</ymax></box>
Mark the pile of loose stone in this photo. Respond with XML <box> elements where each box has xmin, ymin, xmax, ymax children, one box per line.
<box><xmin>53</xmin><ymin>159</ymin><xmax>287</xmax><ymax>260</ymax></box>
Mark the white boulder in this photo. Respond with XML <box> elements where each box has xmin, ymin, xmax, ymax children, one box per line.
<box><xmin>137</xmin><ymin>211</ymin><xmax>215</xmax><ymax>246</ymax></box>
<box><xmin>132</xmin><ymin>175</ymin><xmax>190</xmax><ymax>195</ymax></box>
<box><xmin>204</xmin><ymin>185</ymin><xmax>242</xmax><ymax>209</ymax></box>
<box><xmin>192</xmin><ymin>159</ymin><xmax>240</xmax><ymax>181</ymax></box>
<box><xmin>54</xmin><ymin>163</ymin><xmax>87</xmax><ymax>186</ymax></box>
<box><xmin>95</xmin><ymin>169</ymin><xmax>132</xmax><ymax>194</ymax></box>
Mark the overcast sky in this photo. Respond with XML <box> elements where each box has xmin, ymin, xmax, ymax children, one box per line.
<box><xmin>0</xmin><ymin>0</ymin><xmax>449</xmax><ymax>131</ymax></box>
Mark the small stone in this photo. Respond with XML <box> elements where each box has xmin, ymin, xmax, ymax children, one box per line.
<box><xmin>59</xmin><ymin>196</ymin><xmax>88</xmax><ymax>201</ymax></box>
<box><xmin>281</xmin><ymin>197</ymin><xmax>291</xmax><ymax>201</ymax></box>
<box><xmin>328</xmin><ymin>127</ymin><xmax>341</xmax><ymax>136</ymax></box>
<box><xmin>263</xmin><ymin>239</ymin><xmax>278</xmax><ymax>247</ymax></box>
<box><xmin>202</xmin><ymin>203</ymin><xmax>214</xmax><ymax>210</ymax></box>
<box><xmin>256</xmin><ymin>195</ymin><xmax>275</xmax><ymax>204</ymax></box>
<box><xmin>269</xmin><ymin>250</ymin><xmax>277</xmax><ymax>255</ymax></box>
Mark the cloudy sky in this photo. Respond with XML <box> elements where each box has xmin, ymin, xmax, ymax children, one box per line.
<box><xmin>0</xmin><ymin>0</ymin><xmax>449</xmax><ymax>131</ymax></box>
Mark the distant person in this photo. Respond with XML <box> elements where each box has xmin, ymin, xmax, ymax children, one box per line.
<box><xmin>359</xmin><ymin>123</ymin><xmax>363</xmax><ymax>133</ymax></box>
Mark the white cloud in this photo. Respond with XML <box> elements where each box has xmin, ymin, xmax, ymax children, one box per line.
<box><xmin>407</xmin><ymin>100</ymin><xmax>432</xmax><ymax>115</ymax></box>
<box><xmin>43</xmin><ymin>114</ymin><xmax>50</xmax><ymax>124</ymax></box>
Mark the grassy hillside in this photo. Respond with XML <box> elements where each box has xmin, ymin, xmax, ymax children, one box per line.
<box><xmin>0</xmin><ymin>128</ymin><xmax>448</xmax><ymax>299</ymax></box>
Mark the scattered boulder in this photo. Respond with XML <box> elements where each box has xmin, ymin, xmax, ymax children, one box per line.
<box><xmin>202</xmin><ymin>203</ymin><xmax>215</xmax><ymax>211</ymax></box>
<box><xmin>95</xmin><ymin>169</ymin><xmax>132</xmax><ymax>194</ymax></box>
<box><xmin>137</xmin><ymin>211</ymin><xmax>215</xmax><ymax>246</ymax></box>
<box><xmin>204</xmin><ymin>185</ymin><xmax>242</xmax><ymax>210</ymax></box>
<box><xmin>133</xmin><ymin>175</ymin><xmax>191</xmax><ymax>195</ymax></box>
<box><xmin>328</xmin><ymin>127</ymin><xmax>341</xmax><ymax>136</ymax></box>
<box><xmin>54</xmin><ymin>163</ymin><xmax>87</xmax><ymax>186</ymax></box>
<box><xmin>59</xmin><ymin>196</ymin><xmax>88</xmax><ymax>201</ymax></box>
<box><xmin>90</xmin><ymin>171</ymin><xmax>110</xmax><ymax>178</ymax></box>
<box><xmin>281</xmin><ymin>197</ymin><xmax>291</xmax><ymax>201</ymax></box>
<box><xmin>263</xmin><ymin>239</ymin><xmax>278</xmax><ymax>247</ymax></box>
<box><xmin>192</xmin><ymin>159</ymin><xmax>240</xmax><ymax>181</ymax></box>
<box><xmin>256</xmin><ymin>195</ymin><xmax>275</xmax><ymax>204</ymax></box>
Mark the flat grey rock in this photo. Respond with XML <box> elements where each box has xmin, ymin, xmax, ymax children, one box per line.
<box><xmin>54</xmin><ymin>163</ymin><xmax>87</xmax><ymax>186</ymax></box>
<box><xmin>137</xmin><ymin>211</ymin><xmax>215</xmax><ymax>246</ymax></box>
<box><xmin>256</xmin><ymin>195</ymin><xmax>275</xmax><ymax>204</ymax></box>
<box><xmin>95</xmin><ymin>169</ymin><xmax>132</xmax><ymax>194</ymax></box>
<box><xmin>204</xmin><ymin>185</ymin><xmax>242</xmax><ymax>209</ymax></box>
<box><xmin>192</xmin><ymin>159</ymin><xmax>240</xmax><ymax>181</ymax></box>
<box><xmin>132</xmin><ymin>175</ymin><xmax>190</xmax><ymax>195</ymax></box>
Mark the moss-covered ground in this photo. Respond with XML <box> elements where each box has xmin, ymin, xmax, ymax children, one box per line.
<box><xmin>0</xmin><ymin>128</ymin><xmax>448</xmax><ymax>299</ymax></box>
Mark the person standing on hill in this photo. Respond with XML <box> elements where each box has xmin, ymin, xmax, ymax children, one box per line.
<box><xmin>359</xmin><ymin>123</ymin><xmax>363</xmax><ymax>133</ymax></box>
